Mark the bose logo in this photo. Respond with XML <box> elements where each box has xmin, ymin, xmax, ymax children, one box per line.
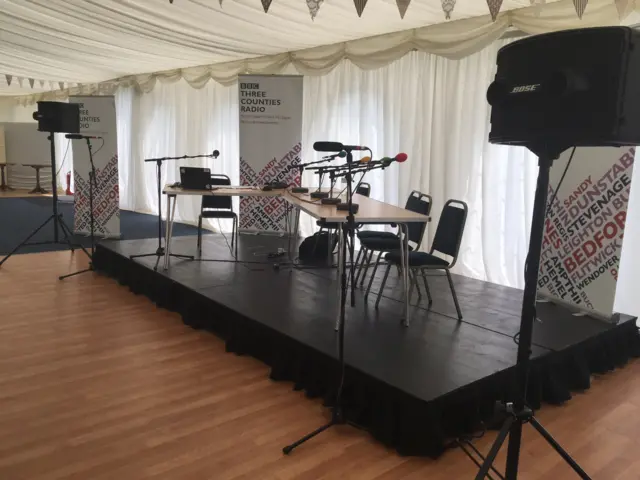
<box><xmin>510</xmin><ymin>84</ymin><xmax>540</xmax><ymax>93</ymax></box>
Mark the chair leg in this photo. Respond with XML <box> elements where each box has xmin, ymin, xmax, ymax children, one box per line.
<box><xmin>407</xmin><ymin>270</ymin><xmax>416</xmax><ymax>304</ymax></box>
<box><xmin>234</xmin><ymin>217</ymin><xmax>238</xmax><ymax>258</ymax></box>
<box><xmin>421</xmin><ymin>269</ymin><xmax>433</xmax><ymax>307</ymax></box>
<box><xmin>375</xmin><ymin>263</ymin><xmax>392</xmax><ymax>309</ymax></box>
<box><xmin>359</xmin><ymin>249</ymin><xmax>375</xmax><ymax>287</ymax></box>
<box><xmin>446</xmin><ymin>269</ymin><xmax>462</xmax><ymax>320</ymax></box>
<box><xmin>364</xmin><ymin>252</ymin><xmax>383</xmax><ymax>300</ymax></box>
<box><xmin>410</xmin><ymin>269</ymin><xmax>422</xmax><ymax>300</ymax></box>
<box><xmin>354</xmin><ymin>248</ymin><xmax>368</xmax><ymax>285</ymax></box>
<box><xmin>197</xmin><ymin>215</ymin><xmax>203</xmax><ymax>253</ymax></box>
<box><xmin>353</xmin><ymin>248</ymin><xmax>363</xmax><ymax>274</ymax></box>
<box><xmin>327</xmin><ymin>230</ymin><xmax>333</xmax><ymax>263</ymax></box>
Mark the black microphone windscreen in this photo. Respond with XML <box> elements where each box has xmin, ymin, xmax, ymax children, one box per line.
<box><xmin>313</xmin><ymin>141</ymin><xmax>344</xmax><ymax>152</ymax></box>
<box><xmin>212</xmin><ymin>150</ymin><xmax>220</xmax><ymax>158</ymax></box>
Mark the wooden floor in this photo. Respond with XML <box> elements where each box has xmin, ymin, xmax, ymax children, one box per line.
<box><xmin>1</xmin><ymin>251</ymin><xmax>639</xmax><ymax>480</ymax></box>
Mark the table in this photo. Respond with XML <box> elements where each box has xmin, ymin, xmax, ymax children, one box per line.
<box><xmin>161</xmin><ymin>185</ymin><xmax>430</xmax><ymax>326</ymax></box>
<box><xmin>284</xmin><ymin>190</ymin><xmax>430</xmax><ymax>327</ymax></box>
<box><xmin>23</xmin><ymin>164</ymin><xmax>50</xmax><ymax>194</ymax></box>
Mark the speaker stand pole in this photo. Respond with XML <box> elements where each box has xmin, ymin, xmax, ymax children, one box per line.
<box><xmin>473</xmin><ymin>152</ymin><xmax>591</xmax><ymax>480</ymax></box>
<box><xmin>129</xmin><ymin>159</ymin><xmax>193</xmax><ymax>271</ymax></box>
<box><xmin>60</xmin><ymin>138</ymin><xmax>98</xmax><ymax>280</ymax></box>
<box><xmin>0</xmin><ymin>133</ymin><xmax>89</xmax><ymax>268</ymax></box>
<box><xmin>282</xmin><ymin>151</ymin><xmax>357</xmax><ymax>454</ymax></box>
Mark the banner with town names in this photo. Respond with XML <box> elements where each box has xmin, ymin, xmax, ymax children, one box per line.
<box><xmin>538</xmin><ymin>146</ymin><xmax>635</xmax><ymax>321</ymax></box>
<box><xmin>68</xmin><ymin>96</ymin><xmax>120</xmax><ymax>237</ymax></box>
<box><xmin>238</xmin><ymin>75</ymin><xmax>303</xmax><ymax>233</ymax></box>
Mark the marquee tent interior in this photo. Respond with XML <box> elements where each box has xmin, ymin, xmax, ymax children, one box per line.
<box><xmin>0</xmin><ymin>0</ymin><xmax>639</xmax><ymax>317</ymax></box>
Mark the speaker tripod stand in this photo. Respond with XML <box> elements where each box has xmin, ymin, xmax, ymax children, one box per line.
<box><xmin>60</xmin><ymin>137</ymin><xmax>98</xmax><ymax>280</ymax></box>
<box><xmin>472</xmin><ymin>150</ymin><xmax>590</xmax><ymax>480</ymax></box>
<box><xmin>0</xmin><ymin>133</ymin><xmax>90</xmax><ymax>268</ymax></box>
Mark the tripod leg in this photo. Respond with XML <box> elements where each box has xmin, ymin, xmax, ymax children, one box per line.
<box><xmin>505</xmin><ymin>420</ymin><xmax>523</xmax><ymax>480</ymax></box>
<box><xmin>0</xmin><ymin>215</ymin><xmax>55</xmax><ymax>267</ymax></box>
<box><xmin>529</xmin><ymin>417</ymin><xmax>591</xmax><ymax>479</ymax></box>
<box><xmin>475</xmin><ymin>416</ymin><xmax>514</xmax><ymax>480</ymax></box>
<box><xmin>59</xmin><ymin>268</ymin><xmax>92</xmax><ymax>280</ymax></box>
<box><xmin>283</xmin><ymin>421</ymin><xmax>334</xmax><ymax>455</ymax></box>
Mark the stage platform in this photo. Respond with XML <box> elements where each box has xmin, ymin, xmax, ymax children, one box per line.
<box><xmin>93</xmin><ymin>234</ymin><xmax>640</xmax><ymax>457</ymax></box>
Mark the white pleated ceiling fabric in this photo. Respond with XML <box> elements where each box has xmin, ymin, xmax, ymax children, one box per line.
<box><xmin>1</xmin><ymin>0</ymin><xmax>635</xmax><ymax>99</ymax></box>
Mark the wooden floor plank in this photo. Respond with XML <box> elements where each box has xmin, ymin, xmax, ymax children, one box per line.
<box><xmin>0</xmin><ymin>250</ymin><xmax>639</xmax><ymax>479</ymax></box>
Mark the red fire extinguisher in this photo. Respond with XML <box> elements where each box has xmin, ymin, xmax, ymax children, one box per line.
<box><xmin>66</xmin><ymin>172</ymin><xmax>73</xmax><ymax>196</ymax></box>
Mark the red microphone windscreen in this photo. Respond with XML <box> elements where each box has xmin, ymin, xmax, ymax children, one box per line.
<box><xmin>395</xmin><ymin>153</ymin><xmax>408</xmax><ymax>163</ymax></box>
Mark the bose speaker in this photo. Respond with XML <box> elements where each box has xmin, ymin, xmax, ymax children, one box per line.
<box><xmin>32</xmin><ymin>101</ymin><xmax>80</xmax><ymax>134</ymax></box>
<box><xmin>487</xmin><ymin>27</ymin><xmax>640</xmax><ymax>154</ymax></box>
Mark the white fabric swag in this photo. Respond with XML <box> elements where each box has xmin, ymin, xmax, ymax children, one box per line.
<box><xmin>9</xmin><ymin>0</ymin><xmax>629</xmax><ymax>105</ymax></box>
<box><xmin>116</xmin><ymin>40</ymin><xmax>540</xmax><ymax>288</ymax></box>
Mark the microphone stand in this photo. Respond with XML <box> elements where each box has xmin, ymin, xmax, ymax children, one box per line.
<box><xmin>283</xmin><ymin>149</ymin><xmax>358</xmax><ymax>455</ymax></box>
<box><xmin>130</xmin><ymin>152</ymin><xmax>216</xmax><ymax>271</ymax></box>
<box><xmin>60</xmin><ymin>138</ymin><xmax>98</xmax><ymax>280</ymax></box>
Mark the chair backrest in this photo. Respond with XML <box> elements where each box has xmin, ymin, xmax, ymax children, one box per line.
<box><xmin>202</xmin><ymin>174</ymin><xmax>232</xmax><ymax>210</ymax></box>
<box><xmin>356</xmin><ymin>182</ymin><xmax>371</xmax><ymax>197</ymax></box>
<box><xmin>430</xmin><ymin>199</ymin><xmax>468</xmax><ymax>268</ymax></box>
<box><xmin>404</xmin><ymin>191</ymin><xmax>432</xmax><ymax>247</ymax></box>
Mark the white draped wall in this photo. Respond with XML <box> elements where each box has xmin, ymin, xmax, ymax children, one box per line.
<box><xmin>2</xmin><ymin>39</ymin><xmax>638</xmax><ymax>316</ymax></box>
<box><xmin>115</xmin><ymin>39</ymin><xmax>540</xmax><ymax>287</ymax></box>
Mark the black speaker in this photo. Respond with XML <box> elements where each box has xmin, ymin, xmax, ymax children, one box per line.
<box><xmin>32</xmin><ymin>101</ymin><xmax>80</xmax><ymax>133</ymax></box>
<box><xmin>487</xmin><ymin>27</ymin><xmax>640</xmax><ymax>155</ymax></box>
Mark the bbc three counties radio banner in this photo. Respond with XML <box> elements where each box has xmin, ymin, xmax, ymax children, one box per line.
<box><xmin>238</xmin><ymin>75</ymin><xmax>303</xmax><ymax>233</ymax></box>
<box><xmin>538</xmin><ymin>146</ymin><xmax>635</xmax><ymax>320</ymax></box>
<box><xmin>68</xmin><ymin>96</ymin><xmax>120</xmax><ymax>237</ymax></box>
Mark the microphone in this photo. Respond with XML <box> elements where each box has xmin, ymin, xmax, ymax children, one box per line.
<box><xmin>65</xmin><ymin>134</ymin><xmax>103</xmax><ymax>140</ymax></box>
<box><xmin>322</xmin><ymin>151</ymin><xmax>347</xmax><ymax>161</ymax></box>
<box><xmin>211</xmin><ymin>150</ymin><xmax>220</xmax><ymax>158</ymax></box>
<box><xmin>313</xmin><ymin>141</ymin><xmax>370</xmax><ymax>152</ymax></box>
<box><xmin>382</xmin><ymin>152</ymin><xmax>408</xmax><ymax>165</ymax></box>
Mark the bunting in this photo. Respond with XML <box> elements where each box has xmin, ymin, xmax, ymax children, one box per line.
<box><xmin>572</xmin><ymin>0</ymin><xmax>588</xmax><ymax>17</ymax></box>
<box><xmin>261</xmin><ymin>0</ymin><xmax>273</xmax><ymax>12</ymax></box>
<box><xmin>615</xmin><ymin>0</ymin><xmax>632</xmax><ymax>18</ymax></box>
<box><xmin>5</xmin><ymin>75</ymin><xmax>12</xmax><ymax>86</ymax></box>
<box><xmin>486</xmin><ymin>0</ymin><xmax>503</xmax><ymax>20</ymax></box>
<box><xmin>441</xmin><ymin>0</ymin><xmax>456</xmax><ymax>19</ymax></box>
<box><xmin>306</xmin><ymin>0</ymin><xmax>323</xmax><ymax>19</ymax></box>
<box><xmin>354</xmin><ymin>0</ymin><xmax>368</xmax><ymax>16</ymax></box>
<box><xmin>28</xmin><ymin>78</ymin><xmax>35</xmax><ymax>88</ymax></box>
<box><xmin>17</xmin><ymin>77</ymin><xmax>24</xmax><ymax>88</ymax></box>
<box><xmin>396</xmin><ymin>0</ymin><xmax>411</xmax><ymax>18</ymax></box>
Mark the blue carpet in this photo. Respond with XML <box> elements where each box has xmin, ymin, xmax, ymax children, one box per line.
<box><xmin>0</xmin><ymin>197</ymin><xmax>207</xmax><ymax>255</ymax></box>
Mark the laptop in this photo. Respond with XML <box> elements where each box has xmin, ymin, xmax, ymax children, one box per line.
<box><xmin>180</xmin><ymin>167</ymin><xmax>211</xmax><ymax>190</ymax></box>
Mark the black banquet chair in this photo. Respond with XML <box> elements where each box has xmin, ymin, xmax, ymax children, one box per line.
<box><xmin>375</xmin><ymin>199</ymin><xmax>468</xmax><ymax>321</ymax></box>
<box><xmin>197</xmin><ymin>174</ymin><xmax>238</xmax><ymax>257</ymax></box>
<box><xmin>356</xmin><ymin>191</ymin><xmax>432</xmax><ymax>293</ymax></box>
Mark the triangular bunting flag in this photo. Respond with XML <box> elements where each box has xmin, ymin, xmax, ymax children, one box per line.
<box><xmin>306</xmin><ymin>0</ymin><xmax>323</xmax><ymax>19</ymax></box>
<box><xmin>396</xmin><ymin>0</ymin><xmax>411</xmax><ymax>18</ymax></box>
<box><xmin>486</xmin><ymin>0</ymin><xmax>503</xmax><ymax>21</ymax></box>
<box><xmin>17</xmin><ymin>77</ymin><xmax>24</xmax><ymax>87</ymax></box>
<box><xmin>5</xmin><ymin>75</ymin><xmax>12</xmax><ymax>86</ymax></box>
<box><xmin>29</xmin><ymin>78</ymin><xmax>35</xmax><ymax>88</ymax></box>
<box><xmin>441</xmin><ymin>0</ymin><xmax>456</xmax><ymax>18</ymax></box>
<box><xmin>39</xmin><ymin>80</ymin><xmax>45</xmax><ymax>88</ymax></box>
<box><xmin>261</xmin><ymin>0</ymin><xmax>272</xmax><ymax>12</ymax></box>
<box><xmin>615</xmin><ymin>0</ymin><xmax>632</xmax><ymax>19</ymax></box>
<box><xmin>572</xmin><ymin>0</ymin><xmax>587</xmax><ymax>18</ymax></box>
<box><xmin>58</xmin><ymin>82</ymin><xmax>65</xmax><ymax>90</ymax></box>
<box><xmin>354</xmin><ymin>0</ymin><xmax>368</xmax><ymax>17</ymax></box>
